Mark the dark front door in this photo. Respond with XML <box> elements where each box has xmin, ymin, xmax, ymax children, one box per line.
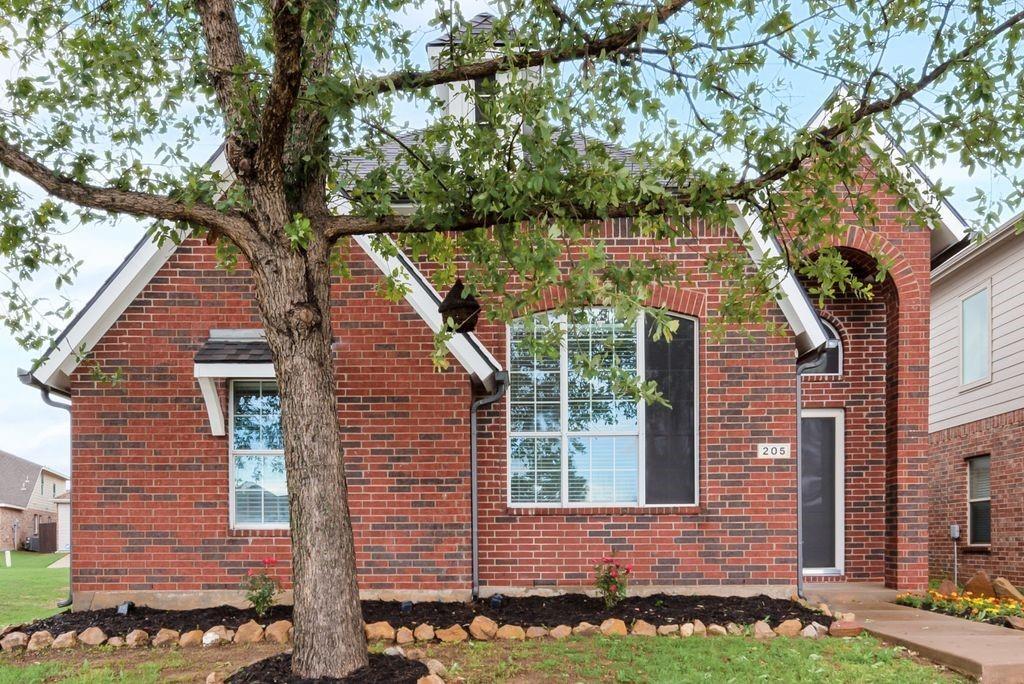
<box><xmin>801</xmin><ymin>410</ymin><xmax>844</xmax><ymax>573</ymax></box>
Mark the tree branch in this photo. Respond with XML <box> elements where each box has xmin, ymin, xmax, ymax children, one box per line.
<box><xmin>194</xmin><ymin>0</ymin><xmax>257</xmax><ymax>148</ymax></box>
<box><xmin>255</xmin><ymin>0</ymin><xmax>306</xmax><ymax>179</ymax></box>
<box><xmin>344</xmin><ymin>0</ymin><xmax>693</xmax><ymax>101</ymax></box>
<box><xmin>0</xmin><ymin>135</ymin><xmax>253</xmax><ymax>242</ymax></box>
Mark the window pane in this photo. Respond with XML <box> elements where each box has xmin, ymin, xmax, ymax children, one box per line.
<box><xmin>644</xmin><ymin>315</ymin><xmax>697</xmax><ymax>505</ymax></box>
<box><xmin>566</xmin><ymin>310</ymin><xmax>638</xmax><ymax>433</ymax></box>
<box><xmin>509</xmin><ymin>437</ymin><xmax>561</xmax><ymax>504</ymax></box>
<box><xmin>568</xmin><ymin>436</ymin><xmax>638</xmax><ymax>504</ymax></box>
<box><xmin>509</xmin><ymin>317</ymin><xmax>561</xmax><ymax>434</ymax></box>
<box><xmin>969</xmin><ymin>456</ymin><xmax>990</xmax><ymax>500</ymax></box>
<box><xmin>970</xmin><ymin>501</ymin><xmax>991</xmax><ymax>545</ymax></box>
<box><xmin>234</xmin><ymin>455</ymin><xmax>264</xmax><ymax>524</ymax></box>
<box><xmin>262</xmin><ymin>455</ymin><xmax>290</xmax><ymax>524</ymax></box>
<box><xmin>962</xmin><ymin>289</ymin><xmax>990</xmax><ymax>384</ymax></box>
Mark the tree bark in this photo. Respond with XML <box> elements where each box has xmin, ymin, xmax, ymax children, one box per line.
<box><xmin>248</xmin><ymin>237</ymin><xmax>368</xmax><ymax>678</ymax></box>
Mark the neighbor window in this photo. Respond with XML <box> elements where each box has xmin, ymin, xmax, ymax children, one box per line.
<box><xmin>508</xmin><ymin>308</ymin><xmax>698</xmax><ymax>507</ymax></box>
<box><xmin>231</xmin><ymin>380</ymin><xmax>289</xmax><ymax>528</ymax></box>
<box><xmin>968</xmin><ymin>456</ymin><xmax>991</xmax><ymax>545</ymax></box>
<box><xmin>961</xmin><ymin>286</ymin><xmax>990</xmax><ymax>386</ymax></box>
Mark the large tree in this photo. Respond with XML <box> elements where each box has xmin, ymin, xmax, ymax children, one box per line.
<box><xmin>1</xmin><ymin>0</ymin><xmax>1022</xmax><ymax>677</ymax></box>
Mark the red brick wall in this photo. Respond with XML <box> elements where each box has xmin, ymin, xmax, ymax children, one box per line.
<box><xmin>69</xmin><ymin>202</ymin><xmax>932</xmax><ymax>600</ymax></box>
<box><xmin>929</xmin><ymin>409</ymin><xmax>1024</xmax><ymax>588</ymax></box>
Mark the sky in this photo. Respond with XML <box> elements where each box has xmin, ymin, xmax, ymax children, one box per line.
<box><xmin>0</xmin><ymin>2</ymin><xmax>1019</xmax><ymax>479</ymax></box>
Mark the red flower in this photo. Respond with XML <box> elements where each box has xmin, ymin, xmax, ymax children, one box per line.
<box><xmin>609</xmin><ymin>582</ymin><xmax>618</xmax><ymax>592</ymax></box>
<box><xmin>263</xmin><ymin>557</ymin><xmax>277</xmax><ymax>567</ymax></box>
<box><xmin>247</xmin><ymin>568</ymin><xmax>257</xmax><ymax>577</ymax></box>
<box><xmin>625</xmin><ymin>564</ymin><xmax>633</xmax><ymax>573</ymax></box>
<box><xmin>610</xmin><ymin>569</ymin><xmax>618</xmax><ymax>578</ymax></box>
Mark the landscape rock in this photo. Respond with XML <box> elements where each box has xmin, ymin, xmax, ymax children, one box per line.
<box><xmin>753</xmin><ymin>621</ymin><xmax>776</xmax><ymax>640</ymax></box>
<box><xmin>679</xmin><ymin>623</ymin><xmax>694</xmax><ymax>637</ymax></box>
<box><xmin>812</xmin><ymin>622</ymin><xmax>830</xmax><ymax>639</ymax></box>
<box><xmin>691</xmin><ymin>620</ymin><xmax>706</xmax><ymax>636</ymax></box>
<box><xmin>417</xmin><ymin>676</ymin><xmax>444</xmax><ymax>684</ymax></box>
<box><xmin>657</xmin><ymin>624</ymin><xmax>679</xmax><ymax>636</ymax></box>
<box><xmin>707</xmin><ymin>624</ymin><xmax>727</xmax><ymax>637</ymax></box>
<box><xmin>774</xmin><ymin>619</ymin><xmax>802</xmax><ymax>637</ymax></box>
<box><xmin>1006</xmin><ymin>616</ymin><xmax>1024</xmax><ymax>631</ymax></box>
<box><xmin>126</xmin><ymin>629</ymin><xmax>150</xmax><ymax>647</ymax></box>
<box><xmin>726</xmin><ymin>623</ymin><xmax>743</xmax><ymax>636</ymax></box>
<box><xmin>600</xmin><ymin>618</ymin><xmax>628</xmax><ymax>636</ymax></box>
<box><xmin>425</xmin><ymin>658</ymin><xmax>447</xmax><ymax>677</ymax></box>
<box><xmin>413</xmin><ymin>624</ymin><xmax>435</xmax><ymax>642</ymax></box>
<box><xmin>496</xmin><ymin>625</ymin><xmax>525</xmax><ymax>641</ymax></box>
<box><xmin>152</xmin><ymin>628</ymin><xmax>180</xmax><ymax>647</ymax></box>
<box><xmin>53</xmin><ymin>630</ymin><xmax>79</xmax><ymax>649</ymax></box>
<box><xmin>265</xmin><ymin>621</ymin><xmax>292</xmax><ymax>644</ymax></box>
<box><xmin>0</xmin><ymin>631</ymin><xmax>27</xmax><ymax>652</ymax></box>
<box><xmin>632</xmin><ymin>620</ymin><xmax>657</xmax><ymax>636</ymax></box>
<box><xmin>818</xmin><ymin>603</ymin><xmax>832</xmax><ymax>617</ymax></box>
<box><xmin>573</xmin><ymin>622</ymin><xmax>598</xmax><ymax>636</ymax></box>
<box><xmin>435</xmin><ymin>625</ymin><xmax>468</xmax><ymax>643</ymax></box>
<box><xmin>937</xmin><ymin>579</ymin><xmax>958</xmax><ymax>596</ymax></box>
<box><xmin>365</xmin><ymin>621</ymin><xmax>395</xmax><ymax>642</ymax></box>
<box><xmin>201</xmin><ymin>626</ymin><xmax>232</xmax><ymax>647</ymax></box>
<box><xmin>405</xmin><ymin>648</ymin><xmax>425</xmax><ymax>661</ymax></box>
<box><xmin>800</xmin><ymin>625</ymin><xmax>819</xmax><ymax>639</ymax></box>
<box><xmin>179</xmin><ymin>630</ymin><xmax>204</xmax><ymax>647</ymax></box>
<box><xmin>27</xmin><ymin>631</ymin><xmax>53</xmax><ymax>651</ymax></box>
<box><xmin>829</xmin><ymin>621</ymin><xmax>864</xmax><ymax>637</ymax></box>
<box><xmin>206</xmin><ymin>673</ymin><xmax>223</xmax><ymax>684</ymax></box>
<box><xmin>78</xmin><ymin>627</ymin><xmax>107</xmax><ymax>646</ymax></box>
<box><xmin>469</xmin><ymin>615</ymin><xmax>499</xmax><ymax>641</ymax></box>
<box><xmin>106</xmin><ymin>636</ymin><xmax>125</xmax><ymax>648</ymax></box>
<box><xmin>234</xmin><ymin>621</ymin><xmax>264</xmax><ymax>644</ymax></box>
<box><xmin>549</xmin><ymin>625</ymin><xmax>572</xmax><ymax>640</ymax></box>
<box><xmin>383</xmin><ymin>646</ymin><xmax>405</xmax><ymax>657</ymax></box>
<box><xmin>396</xmin><ymin>627</ymin><xmax>414</xmax><ymax>645</ymax></box>
<box><xmin>964</xmin><ymin>570</ymin><xmax>996</xmax><ymax>598</ymax></box>
<box><xmin>526</xmin><ymin>626</ymin><xmax>548</xmax><ymax>639</ymax></box>
<box><xmin>0</xmin><ymin>625</ymin><xmax>14</xmax><ymax>639</ymax></box>
<box><xmin>834</xmin><ymin>612</ymin><xmax>856</xmax><ymax>622</ymax></box>
<box><xmin>993</xmin><ymin>577</ymin><xmax>1024</xmax><ymax>603</ymax></box>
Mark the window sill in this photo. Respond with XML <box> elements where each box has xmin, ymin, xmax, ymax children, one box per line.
<box><xmin>961</xmin><ymin>544</ymin><xmax>991</xmax><ymax>554</ymax></box>
<box><xmin>504</xmin><ymin>505</ymin><xmax>702</xmax><ymax>516</ymax></box>
<box><xmin>229</xmin><ymin>528</ymin><xmax>290</xmax><ymax>538</ymax></box>
<box><xmin>958</xmin><ymin>377</ymin><xmax>992</xmax><ymax>394</ymax></box>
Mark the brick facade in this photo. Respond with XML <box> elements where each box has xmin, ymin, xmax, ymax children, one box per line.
<box><xmin>1</xmin><ymin>507</ymin><xmax>57</xmax><ymax>551</ymax></box>
<box><xmin>68</xmin><ymin>200</ymin><xmax>932</xmax><ymax>607</ymax></box>
<box><xmin>929</xmin><ymin>409</ymin><xmax>1024</xmax><ymax>588</ymax></box>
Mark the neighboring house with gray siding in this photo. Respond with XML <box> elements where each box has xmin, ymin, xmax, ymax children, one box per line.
<box><xmin>0</xmin><ymin>450</ymin><xmax>69</xmax><ymax>550</ymax></box>
<box><xmin>929</xmin><ymin>211</ymin><xmax>1024</xmax><ymax>587</ymax></box>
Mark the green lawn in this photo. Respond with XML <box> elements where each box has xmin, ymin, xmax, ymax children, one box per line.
<box><xmin>0</xmin><ymin>655</ymin><xmax>186</xmax><ymax>684</ymax></box>
<box><xmin>0</xmin><ymin>551</ymin><xmax>69</xmax><ymax>626</ymax></box>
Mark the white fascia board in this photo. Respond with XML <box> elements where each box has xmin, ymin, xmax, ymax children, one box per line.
<box><xmin>352</xmin><ymin>234</ymin><xmax>501</xmax><ymax>391</ymax></box>
<box><xmin>0</xmin><ymin>502</ymin><xmax>26</xmax><ymax>511</ymax></box>
<box><xmin>732</xmin><ymin>207</ymin><xmax>829</xmax><ymax>356</ymax></box>
<box><xmin>194</xmin><ymin>363</ymin><xmax>276</xmax><ymax>379</ymax></box>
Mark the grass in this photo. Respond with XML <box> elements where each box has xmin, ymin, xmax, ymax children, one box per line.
<box><xmin>0</xmin><ymin>551</ymin><xmax>69</xmax><ymax>625</ymax></box>
<box><xmin>0</xmin><ymin>653</ymin><xmax>186</xmax><ymax>684</ymax></box>
<box><xmin>421</xmin><ymin>634</ymin><xmax>966</xmax><ymax>683</ymax></box>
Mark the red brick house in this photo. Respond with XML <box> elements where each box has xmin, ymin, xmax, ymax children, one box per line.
<box><xmin>928</xmin><ymin>210</ymin><xmax>1024</xmax><ymax>588</ymax></box>
<box><xmin>16</xmin><ymin>35</ymin><xmax>969</xmax><ymax>607</ymax></box>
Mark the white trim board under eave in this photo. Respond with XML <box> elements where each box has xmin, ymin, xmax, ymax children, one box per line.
<box><xmin>194</xmin><ymin>362</ymin><xmax>277</xmax><ymax>436</ymax></box>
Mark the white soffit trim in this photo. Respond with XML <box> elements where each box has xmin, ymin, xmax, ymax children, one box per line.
<box><xmin>193</xmin><ymin>362</ymin><xmax>276</xmax><ymax>436</ymax></box>
<box><xmin>732</xmin><ymin>207</ymin><xmax>829</xmax><ymax>356</ymax></box>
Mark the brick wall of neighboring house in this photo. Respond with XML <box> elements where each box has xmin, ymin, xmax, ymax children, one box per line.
<box><xmin>0</xmin><ymin>507</ymin><xmax>57</xmax><ymax>550</ymax></box>
<box><xmin>929</xmin><ymin>408</ymin><xmax>1024</xmax><ymax>588</ymax></box>
<box><xmin>68</xmin><ymin>184</ymin><xmax>932</xmax><ymax>605</ymax></box>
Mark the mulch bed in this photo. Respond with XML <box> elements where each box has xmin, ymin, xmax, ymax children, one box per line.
<box><xmin>226</xmin><ymin>653</ymin><xmax>427</xmax><ymax>684</ymax></box>
<box><xmin>21</xmin><ymin>593</ymin><xmax>828</xmax><ymax>636</ymax></box>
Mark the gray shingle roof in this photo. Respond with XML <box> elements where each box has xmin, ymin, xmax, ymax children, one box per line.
<box><xmin>0</xmin><ymin>451</ymin><xmax>55</xmax><ymax>510</ymax></box>
<box><xmin>194</xmin><ymin>339</ymin><xmax>273</xmax><ymax>364</ymax></box>
<box><xmin>427</xmin><ymin>13</ymin><xmax>512</xmax><ymax>47</ymax></box>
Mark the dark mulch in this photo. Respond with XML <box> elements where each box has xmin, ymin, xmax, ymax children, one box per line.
<box><xmin>226</xmin><ymin>653</ymin><xmax>427</xmax><ymax>684</ymax></box>
<box><xmin>23</xmin><ymin>593</ymin><xmax>828</xmax><ymax>636</ymax></box>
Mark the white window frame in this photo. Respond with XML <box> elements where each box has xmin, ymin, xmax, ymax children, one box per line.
<box><xmin>959</xmin><ymin>281</ymin><xmax>992</xmax><ymax>391</ymax></box>
<box><xmin>228</xmin><ymin>379</ymin><xmax>289</xmax><ymax>530</ymax></box>
<box><xmin>506</xmin><ymin>310</ymin><xmax>700</xmax><ymax>509</ymax></box>
<box><xmin>967</xmin><ymin>455</ymin><xmax>991</xmax><ymax>547</ymax></box>
<box><xmin>801</xmin><ymin>407</ymin><xmax>846</xmax><ymax>576</ymax></box>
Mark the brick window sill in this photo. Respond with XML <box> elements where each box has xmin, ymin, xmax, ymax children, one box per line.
<box><xmin>505</xmin><ymin>506</ymin><xmax>703</xmax><ymax>517</ymax></box>
<box><xmin>228</xmin><ymin>528</ymin><xmax>290</xmax><ymax>538</ymax></box>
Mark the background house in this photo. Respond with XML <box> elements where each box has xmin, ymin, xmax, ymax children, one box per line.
<box><xmin>0</xmin><ymin>450</ymin><xmax>69</xmax><ymax>551</ymax></box>
<box><xmin>929</xmin><ymin>211</ymin><xmax>1024</xmax><ymax>587</ymax></box>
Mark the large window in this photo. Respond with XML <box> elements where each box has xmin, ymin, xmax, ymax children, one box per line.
<box><xmin>231</xmin><ymin>380</ymin><xmax>289</xmax><ymax>528</ymax></box>
<box><xmin>508</xmin><ymin>309</ymin><xmax>698</xmax><ymax>507</ymax></box>
<box><xmin>968</xmin><ymin>455</ymin><xmax>991</xmax><ymax>545</ymax></box>
<box><xmin>961</xmin><ymin>285</ymin><xmax>990</xmax><ymax>387</ymax></box>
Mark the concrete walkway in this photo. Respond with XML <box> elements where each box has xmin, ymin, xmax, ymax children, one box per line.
<box><xmin>46</xmin><ymin>553</ymin><xmax>69</xmax><ymax>569</ymax></box>
<box><xmin>806</xmin><ymin>583</ymin><xmax>1024</xmax><ymax>683</ymax></box>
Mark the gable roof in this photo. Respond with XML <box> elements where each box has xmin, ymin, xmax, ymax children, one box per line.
<box><xmin>0</xmin><ymin>450</ymin><xmax>67</xmax><ymax>510</ymax></box>
<box><xmin>931</xmin><ymin>209</ymin><xmax>1024</xmax><ymax>283</ymax></box>
<box><xmin>426</xmin><ymin>13</ymin><xmax>512</xmax><ymax>48</ymax></box>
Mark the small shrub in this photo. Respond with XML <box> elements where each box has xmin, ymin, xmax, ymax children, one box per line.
<box><xmin>243</xmin><ymin>557</ymin><xmax>281</xmax><ymax>617</ymax></box>
<box><xmin>896</xmin><ymin>589</ymin><xmax>1024</xmax><ymax>624</ymax></box>
<box><xmin>593</xmin><ymin>556</ymin><xmax>632</xmax><ymax>608</ymax></box>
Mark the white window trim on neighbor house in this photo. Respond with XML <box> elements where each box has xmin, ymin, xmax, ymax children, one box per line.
<box><xmin>967</xmin><ymin>454</ymin><xmax>991</xmax><ymax>547</ymax></box>
<box><xmin>506</xmin><ymin>310</ymin><xmax>699</xmax><ymax>509</ymax></box>
<box><xmin>228</xmin><ymin>379</ymin><xmax>289</xmax><ymax>531</ymax></box>
<box><xmin>959</xmin><ymin>280</ymin><xmax>992</xmax><ymax>391</ymax></box>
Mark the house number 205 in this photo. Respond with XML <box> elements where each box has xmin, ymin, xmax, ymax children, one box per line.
<box><xmin>757</xmin><ymin>443</ymin><xmax>791</xmax><ymax>459</ymax></box>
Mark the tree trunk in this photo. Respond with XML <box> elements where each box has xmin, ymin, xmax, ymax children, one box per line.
<box><xmin>249</xmin><ymin>239</ymin><xmax>368</xmax><ymax>678</ymax></box>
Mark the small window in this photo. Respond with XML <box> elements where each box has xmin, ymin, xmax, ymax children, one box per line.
<box><xmin>961</xmin><ymin>286</ymin><xmax>990</xmax><ymax>386</ymax></box>
<box><xmin>968</xmin><ymin>456</ymin><xmax>991</xmax><ymax>545</ymax></box>
<box><xmin>231</xmin><ymin>380</ymin><xmax>289</xmax><ymax>528</ymax></box>
<box><xmin>473</xmin><ymin>76</ymin><xmax>498</xmax><ymax>125</ymax></box>
<box><xmin>52</xmin><ymin>483</ymin><xmax>56</xmax><ymax>496</ymax></box>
